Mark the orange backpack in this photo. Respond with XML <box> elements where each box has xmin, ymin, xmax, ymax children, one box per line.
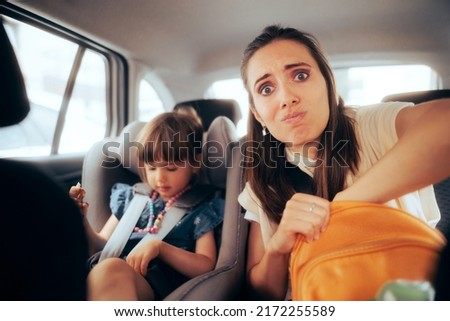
<box><xmin>290</xmin><ymin>201</ymin><xmax>446</xmax><ymax>300</ymax></box>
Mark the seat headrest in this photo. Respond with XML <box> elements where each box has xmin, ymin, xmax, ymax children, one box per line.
<box><xmin>204</xmin><ymin>116</ymin><xmax>237</xmax><ymax>189</ymax></box>
<box><xmin>0</xmin><ymin>20</ymin><xmax>30</xmax><ymax>127</ymax></box>
<box><xmin>118</xmin><ymin>121</ymin><xmax>146</xmax><ymax>177</ymax></box>
<box><xmin>111</xmin><ymin>116</ymin><xmax>237</xmax><ymax>189</ymax></box>
<box><xmin>174</xmin><ymin>99</ymin><xmax>241</xmax><ymax>131</ymax></box>
<box><xmin>98</xmin><ymin>121</ymin><xmax>146</xmax><ymax>179</ymax></box>
<box><xmin>382</xmin><ymin>89</ymin><xmax>450</xmax><ymax>104</ymax></box>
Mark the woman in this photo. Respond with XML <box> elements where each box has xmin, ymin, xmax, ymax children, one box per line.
<box><xmin>238</xmin><ymin>25</ymin><xmax>450</xmax><ymax>300</ymax></box>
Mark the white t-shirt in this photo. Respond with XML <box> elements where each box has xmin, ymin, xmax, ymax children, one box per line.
<box><xmin>238</xmin><ymin>101</ymin><xmax>441</xmax><ymax>249</ymax></box>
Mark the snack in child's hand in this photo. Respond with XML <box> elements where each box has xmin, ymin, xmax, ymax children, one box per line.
<box><xmin>70</xmin><ymin>182</ymin><xmax>85</xmax><ymax>203</ymax></box>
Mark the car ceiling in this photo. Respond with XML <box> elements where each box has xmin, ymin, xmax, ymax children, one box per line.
<box><xmin>6</xmin><ymin>0</ymin><xmax>450</xmax><ymax>100</ymax></box>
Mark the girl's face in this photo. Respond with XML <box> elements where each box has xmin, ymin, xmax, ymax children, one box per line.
<box><xmin>246</xmin><ymin>39</ymin><xmax>330</xmax><ymax>156</ymax></box>
<box><xmin>145</xmin><ymin>161</ymin><xmax>197</xmax><ymax>201</ymax></box>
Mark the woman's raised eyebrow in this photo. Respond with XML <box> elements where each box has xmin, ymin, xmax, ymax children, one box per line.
<box><xmin>284</xmin><ymin>62</ymin><xmax>312</xmax><ymax>70</ymax></box>
<box><xmin>253</xmin><ymin>73</ymin><xmax>270</xmax><ymax>90</ymax></box>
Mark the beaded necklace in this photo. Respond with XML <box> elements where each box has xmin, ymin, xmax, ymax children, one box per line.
<box><xmin>134</xmin><ymin>185</ymin><xmax>190</xmax><ymax>233</ymax></box>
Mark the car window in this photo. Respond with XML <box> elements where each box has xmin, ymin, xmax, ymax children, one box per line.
<box><xmin>205</xmin><ymin>78</ymin><xmax>249</xmax><ymax>138</ymax></box>
<box><xmin>334</xmin><ymin>65</ymin><xmax>439</xmax><ymax>106</ymax></box>
<box><xmin>138</xmin><ymin>79</ymin><xmax>165</xmax><ymax>122</ymax></box>
<box><xmin>59</xmin><ymin>50</ymin><xmax>107</xmax><ymax>154</ymax></box>
<box><xmin>0</xmin><ymin>16</ymin><xmax>108</xmax><ymax>157</ymax></box>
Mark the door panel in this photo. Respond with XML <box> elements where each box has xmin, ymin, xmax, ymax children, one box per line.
<box><xmin>20</xmin><ymin>154</ymin><xmax>85</xmax><ymax>192</ymax></box>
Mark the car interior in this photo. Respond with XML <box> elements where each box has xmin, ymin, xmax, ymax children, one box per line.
<box><xmin>1</xmin><ymin>0</ymin><xmax>449</xmax><ymax>302</ymax></box>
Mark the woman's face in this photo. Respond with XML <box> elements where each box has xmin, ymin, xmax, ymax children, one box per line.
<box><xmin>246</xmin><ymin>39</ymin><xmax>330</xmax><ymax>155</ymax></box>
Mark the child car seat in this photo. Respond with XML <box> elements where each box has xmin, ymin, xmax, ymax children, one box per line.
<box><xmin>81</xmin><ymin>108</ymin><xmax>248</xmax><ymax>300</ymax></box>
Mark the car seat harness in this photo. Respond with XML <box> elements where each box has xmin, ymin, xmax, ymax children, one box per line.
<box><xmin>98</xmin><ymin>183</ymin><xmax>216</xmax><ymax>263</ymax></box>
<box><xmin>134</xmin><ymin>185</ymin><xmax>191</xmax><ymax>234</ymax></box>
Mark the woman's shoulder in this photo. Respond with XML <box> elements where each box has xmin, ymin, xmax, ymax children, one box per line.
<box><xmin>350</xmin><ymin>101</ymin><xmax>414</xmax><ymax>122</ymax></box>
<box><xmin>346</xmin><ymin>102</ymin><xmax>414</xmax><ymax>143</ymax></box>
<box><xmin>238</xmin><ymin>182</ymin><xmax>262</xmax><ymax>214</ymax></box>
<box><xmin>348</xmin><ymin>102</ymin><xmax>415</xmax><ymax>168</ymax></box>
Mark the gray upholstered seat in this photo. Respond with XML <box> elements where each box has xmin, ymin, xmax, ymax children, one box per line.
<box><xmin>82</xmin><ymin>111</ymin><xmax>248</xmax><ymax>300</ymax></box>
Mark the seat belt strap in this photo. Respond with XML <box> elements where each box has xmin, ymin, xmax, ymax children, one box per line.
<box><xmin>99</xmin><ymin>194</ymin><xmax>188</xmax><ymax>263</ymax></box>
<box><xmin>99</xmin><ymin>193</ymin><xmax>148</xmax><ymax>262</ymax></box>
<box><xmin>98</xmin><ymin>183</ymin><xmax>218</xmax><ymax>263</ymax></box>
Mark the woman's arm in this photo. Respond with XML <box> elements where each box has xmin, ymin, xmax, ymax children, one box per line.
<box><xmin>246</xmin><ymin>194</ymin><xmax>330</xmax><ymax>300</ymax></box>
<box><xmin>335</xmin><ymin>98</ymin><xmax>450</xmax><ymax>203</ymax></box>
<box><xmin>246</xmin><ymin>221</ymin><xmax>290</xmax><ymax>300</ymax></box>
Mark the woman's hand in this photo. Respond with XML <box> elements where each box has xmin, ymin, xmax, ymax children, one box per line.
<box><xmin>69</xmin><ymin>183</ymin><xmax>89</xmax><ymax>216</ymax></box>
<box><xmin>126</xmin><ymin>239</ymin><xmax>162</xmax><ymax>276</ymax></box>
<box><xmin>268</xmin><ymin>193</ymin><xmax>330</xmax><ymax>255</ymax></box>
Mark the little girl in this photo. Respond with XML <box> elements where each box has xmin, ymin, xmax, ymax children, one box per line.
<box><xmin>70</xmin><ymin>112</ymin><xmax>224</xmax><ymax>300</ymax></box>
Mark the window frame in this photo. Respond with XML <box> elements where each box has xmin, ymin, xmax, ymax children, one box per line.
<box><xmin>0</xmin><ymin>3</ymin><xmax>128</xmax><ymax>156</ymax></box>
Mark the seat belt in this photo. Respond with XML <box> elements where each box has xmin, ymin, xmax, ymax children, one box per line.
<box><xmin>98</xmin><ymin>183</ymin><xmax>218</xmax><ymax>263</ymax></box>
<box><xmin>98</xmin><ymin>194</ymin><xmax>145</xmax><ymax>262</ymax></box>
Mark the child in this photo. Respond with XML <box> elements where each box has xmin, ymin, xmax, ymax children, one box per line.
<box><xmin>70</xmin><ymin>112</ymin><xmax>224</xmax><ymax>300</ymax></box>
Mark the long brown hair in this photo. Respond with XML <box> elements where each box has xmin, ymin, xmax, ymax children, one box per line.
<box><xmin>241</xmin><ymin>25</ymin><xmax>359</xmax><ymax>224</ymax></box>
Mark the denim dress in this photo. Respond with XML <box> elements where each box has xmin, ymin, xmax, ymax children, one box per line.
<box><xmin>109</xmin><ymin>183</ymin><xmax>224</xmax><ymax>299</ymax></box>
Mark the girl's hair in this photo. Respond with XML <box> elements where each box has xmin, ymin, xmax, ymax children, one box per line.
<box><xmin>136</xmin><ymin>112</ymin><xmax>204</xmax><ymax>182</ymax></box>
<box><xmin>173</xmin><ymin>104</ymin><xmax>203</xmax><ymax>126</ymax></box>
<box><xmin>241</xmin><ymin>25</ymin><xmax>360</xmax><ymax>224</ymax></box>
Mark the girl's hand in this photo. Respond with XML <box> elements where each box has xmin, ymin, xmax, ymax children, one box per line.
<box><xmin>268</xmin><ymin>193</ymin><xmax>330</xmax><ymax>255</ymax></box>
<box><xmin>69</xmin><ymin>183</ymin><xmax>89</xmax><ymax>216</ymax></box>
<box><xmin>126</xmin><ymin>239</ymin><xmax>162</xmax><ymax>276</ymax></box>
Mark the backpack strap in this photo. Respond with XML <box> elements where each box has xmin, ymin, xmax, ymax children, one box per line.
<box><xmin>99</xmin><ymin>183</ymin><xmax>220</xmax><ymax>262</ymax></box>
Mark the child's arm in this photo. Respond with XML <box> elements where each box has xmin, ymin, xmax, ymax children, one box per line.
<box><xmin>161</xmin><ymin>231</ymin><xmax>217</xmax><ymax>277</ymax></box>
<box><xmin>126</xmin><ymin>231</ymin><xmax>217</xmax><ymax>277</ymax></box>
<box><xmin>69</xmin><ymin>183</ymin><xmax>119</xmax><ymax>255</ymax></box>
<box><xmin>82</xmin><ymin>214</ymin><xmax>120</xmax><ymax>255</ymax></box>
